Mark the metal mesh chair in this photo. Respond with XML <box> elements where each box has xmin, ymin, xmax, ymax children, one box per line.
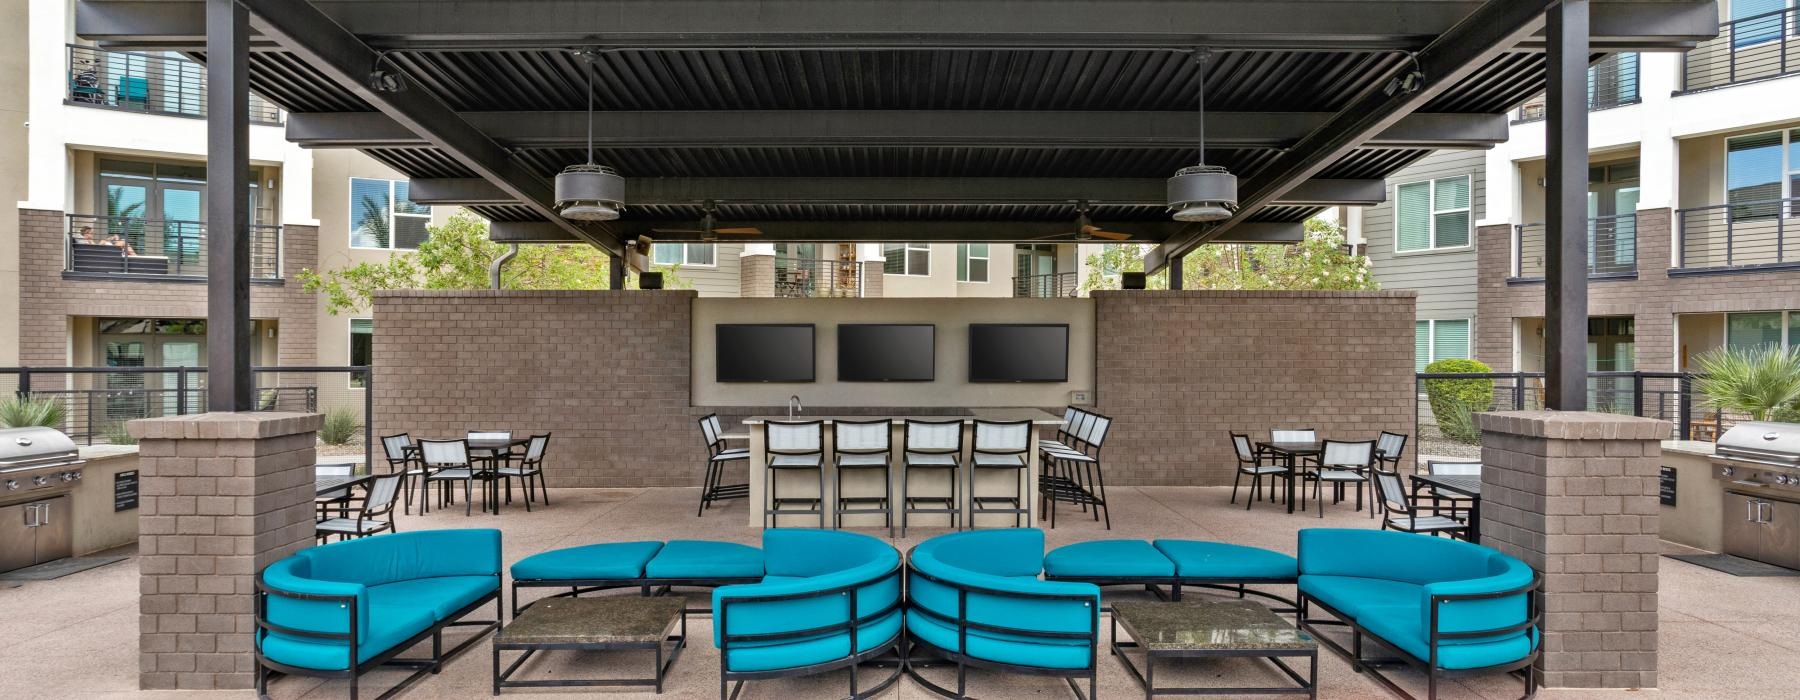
<box><xmin>420</xmin><ymin>438</ymin><xmax>482</xmax><ymax>516</ymax></box>
<box><xmin>380</xmin><ymin>433</ymin><xmax>428</xmax><ymax>515</ymax></box>
<box><xmin>764</xmin><ymin>420</ymin><xmax>826</xmax><ymax>528</ymax></box>
<box><xmin>1311</xmin><ymin>439</ymin><xmax>1376</xmax><ymax>519</ymax></box>
<box><xmin>833</xmin><ymin>419</ymin><xmax>893</xmax><ymax>534</ymax></box>
<box><xmin>495</xmin><ymin>434</ymin><xmax>551</xmax><ymax>511</ymax></box>
<box><xmin>1376</xmin><ymin>471</ymin><xmax>1468</xmax><ymax>538</ymax></box>
<box><xmin>697</xmin><ymin>414</ymin><xmax>750</xmax><ymax>516</ymax></box>
<box><xmin>1230</xmin><ymin>432</ymin><xmax>1289</xmax><ymax>509</ymax></box>
<box><xmin>316</xmin><ymin>473</ymin><xmax>402</xmax><ymax>542</ymax></box>
<box><xmin>314</xmin><ymin>463</ymin><xmax>360</xmax><ymax>519</ymax></box>
<box><xmin>1425</xmin><ymin>460</ymin><xmax>1482</xmax><ymax>517</ymax></box>
<box><xmin>1374</xmin><ymin>431</ymin><xmax>1409</xmax><ymax>473</ymax></box>
<box><xmin>1270</xmin><ymin>428</ymin><xmax>1317</xmax><ymax>443</ymax></box>
<box><xmin>902</xmin><ymin>419</ymin><xmax>964</xmax><ymax>536</ymax></box>
<box><xmin>970</xmin><ymin>420</ymin><xmax>1032</xmax><ymax>528</ymax></box>
<box><xmin>1040</xmin><ymin>412</ymin><xmax>1112</xmax><ymax>529</ymax></box>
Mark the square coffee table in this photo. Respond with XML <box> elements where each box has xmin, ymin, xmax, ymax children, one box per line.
<box><xmin>1111</xmin><ymin>600</ymin><xmax>1317</xmax><ymax>698</ymax></box>
<box><xmin>493</xmin><ymin>595</ymin><xmax>687</xmax><ymax>694</ymax></box>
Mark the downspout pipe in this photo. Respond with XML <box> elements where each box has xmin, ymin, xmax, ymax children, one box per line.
<box><xmin>490</xmin><ymin>243</ymin><xmax>519</xmax><ymax>289</ymax></box>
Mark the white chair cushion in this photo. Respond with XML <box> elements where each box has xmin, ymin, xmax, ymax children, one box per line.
<box><xmin>711</xmin><ymin>447</ymin><xmax>751</xmax><ymax>461</ymax></box>
<box><xmin>769</xmin><ymin>454</ymin><xmax>821</xmax><ymax>468</ymax></box>
<box><xmin>904</xmin><ymin>452</ymin><xmax>958</xmax><ymax>467</ymax></box>
<box><xmin>836</xmin><ymin>453</ymin><xmax>890</xmax><ymax>467</ymax></box>
<box><xmin>1317</xmin><ymin>469</ymin><xmax>1365</xmax><ymax>482</ymax></box>
<box><xmin>315</xmin><ymin>518</ymin><xmax>390</xmax><ymax>534</ymax></box>
<box><xmin>1388</xmin><ymin>516</ymin><xmax>1465</xmax><ymax>532</ymax></box>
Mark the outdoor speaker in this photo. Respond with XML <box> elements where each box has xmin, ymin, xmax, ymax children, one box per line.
<box><xmin>638</xmin><ymin>271</ymin><xmax>664</xmax><ymax>290</ymax></box>
<box><xmin>1121</xmin><ymin>271</ymin><xmax>1147</xmax><ymax>290</ymax></box>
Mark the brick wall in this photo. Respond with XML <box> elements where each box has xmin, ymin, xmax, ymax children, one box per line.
<box><xmin>739</xmin><ymin>254</ymin><xmax>774</xmax><ymax>297</ymax></box>
<box><xmin>14</xmin><ymin>208</ymin><xmax>318</xmax><ymax>366</ymax></box>
<box><xmin>1093</xmin><ymin>290</ymin><xmax>1416</xmax><ymax>485</ymax></box>
<box><xmin>860</xmin><ymin>260</ymin><xmax>885</xmax><ymax>297</ymax></box>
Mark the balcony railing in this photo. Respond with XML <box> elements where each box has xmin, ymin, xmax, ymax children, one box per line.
<box><xmin>1512</xmin><ymin>213</ymin><xmax>1638</xmax><ymax>279</ymax></box>
<box><xmin>1514</xmin><ymin>53</ymin><xmax>1640</xmax><ymax>122</ymax></box>
<box><xmin>773</xmin><ymin>257</ymin><xmax>861</xmax><ymax>297</ymax></box>
<box><xmin>67</xmin><ymin>44</ymin><xmax>282</xmax><ymax>125</ymax></box>
<box><xmin>1015</xmin><ymin>271</ymin><xmax>1079</xmax><ymax>298</ymax></box>
<box><xmin>1675</xmin><ymin>197</ymin><xmax>1800</xmax><ymax>271</ymax></box>
<box><xmin>1682</xmin><ymin>6</ymin><xmax>1800</xmax><ymax>92</ymax></box>
<box><xmin>1414</xmin><ymin>371</ymin><xmax>1715</xmax><ymax>443</ymax></box>
<box><xmin>65</xmin><ymin>214</ymin><xmax>282</xmax><ymax>279</ymax></box>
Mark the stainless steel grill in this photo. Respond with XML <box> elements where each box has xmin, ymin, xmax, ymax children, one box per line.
<box><xmin>0</xmin><ymin>427</ymin><xmax>80</xmax><ymax>473</ymax></box>
<box><xmin>1711</xmin><ymin>422</ymin><xmax>1800</xmax><ymax>571</ymax></box>
<box><xmin>1</xmin><ymin>427</ymin><xmax>86</xmax><ymax>574</ymax></box>
<box><xmin>1714</xmin><ymin>421</ymin><xmax>1800</xmax><ymax>468</ymax></box>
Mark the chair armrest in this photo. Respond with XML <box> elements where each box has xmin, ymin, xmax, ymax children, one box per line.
<box><xmin>259</xmin><ymin>570</ymin><xmax>370</xmax><ymax>642</ymax></box>
<box><xmin>1420</xmin><ymin>571</ymin><xmax>1538</xmax><ymax>639</ymax></box>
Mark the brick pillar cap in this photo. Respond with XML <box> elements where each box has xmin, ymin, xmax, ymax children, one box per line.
<box><xmin>1474</xmin><ymin>410</ymin><xmax>1670</xmax><ymax>440</ymax></box>
<box><xmin>127</xmin><ymin>411</ymin><xmax>324</xmax><ymax>440</ymax></box>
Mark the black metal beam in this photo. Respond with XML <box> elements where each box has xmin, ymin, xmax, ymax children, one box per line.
<box><xmin>205</xmin><ymin>0</ymin><xmax>251</xmax><ymax>412</ymax></box>
<box><xmin>1208</xmin><ymin>222</ymin><xmax>1305</xmax><ymax>244</ymax></box>
<box><xmin>491</xmin><ymin>218</ymin><xmax>1303</xmax><ymax>245</ymax></box>
<box><xmin>231</xmin><ymin>0</ymin><xmax>626</xmax><ymax>257</ymax></box>
<box><xmin>1545</xmin><ymin>0</ymin><xmax>1591</xmax><ymax>411</ymax></box>
<box><xmin>1146</xmin><ymin>0</ymin><xmax>1556</xmax><ymax>273</ymax></box>
<box><xmin>78</xmin><ymin>1</ymin><xmax>1718</xmax><ymax>52</ymax></box>
<box><xmin>415</xmin><ymin>177</ymin><xmax>1385</xmax><ymax>207</ymax></box>
<box><xmin>286</xmin><ymin>110</ymin><xmax>1509</xmax><ymax>150</ymax></box>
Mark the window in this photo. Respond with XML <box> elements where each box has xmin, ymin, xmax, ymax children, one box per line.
<box><xmin>1725</xmin><ymin>129</ymin><xmax>1800</xmax><ymax>220</ymax></box>
<box><xmin>883</xmin><ymin>243</ymin><xmax>931</xmax><ymax>276</ymax></box>
<box><xmin>1415</xmin><ymin>319</ymin><xmax>1471</xmax><ymax>371</ymax></box>
<box><xmin>957</xmin><ymin>244</ymin><xmax>989</xmax><ymax>282</ymax></box>
<box><xmin>1395</xmin><ymin>176</ymin><xmax>1471</xmax><ymax>252</ymax></box>
<box><xmin>1731</xmin><ymin>0</ymin><xmax>1792</xmax><ymax>49</ymax></box>
<box><xmin>651</xmin><ymin>243</ymin><xmax>716</xmax><ymax>267</ymax></box>
<box><xmin>350</xmin><ymin>177</ymin><xmax>431</xmax><ymax>250</ymax></box>
<box><xmin>349</xmin><ymin>318</ymin><xmax>372</xmax><ymax>387</ymax></box>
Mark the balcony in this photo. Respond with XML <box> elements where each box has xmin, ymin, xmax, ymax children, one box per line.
<box><xmin>1513</xmin><ymin>53</ymin><xmax>1639</xmax><ymax>122</ymax></box>
<box><xmin>1675</xmin><ymin>197</ymin><xmax>1800</xmax><ymax>272</ymax></box>
<box><xmin>65</xmin><ymin>214</ymin><xmax>282</xmax><ymax>280</ymax></box>
<box><xmin>773</xmin><ymin>257</ymin><xmax>862</xmax><ymax>297</ymax></box>
<box><xmin>1682</xmin><ymin>6</ymin><xmax>1800</xmax><ymax>92</ymax></box>
<box><xmin>1014</xmin><ymin>271</ymin><xmax>1079</xmax><ymax>298</ymax></box>
<box><xmin>1512</xmin><ymin>213</ymin><xmax>1638</xmax><ymax>280</ymax></box>
<box><xmin>67</xmin><ymin>44</ymin><xmax>282</xmax><ymax>125</ymax></box>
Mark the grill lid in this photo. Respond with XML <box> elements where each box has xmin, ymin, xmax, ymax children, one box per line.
<box><xmin>1715</xmin><ymin>421</ymin><xmax>1800</xmax><ymax>467</ymax></box>
<box><xmin>0</xmin><ymin>427</ymin><xmax>81</xmax><ymax>472</ymax></box>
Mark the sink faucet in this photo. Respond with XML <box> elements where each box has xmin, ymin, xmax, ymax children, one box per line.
<box><xmin>788</xmin><ymin>395</ymin><xmax>803</xmax><ymax>419</ymax></box>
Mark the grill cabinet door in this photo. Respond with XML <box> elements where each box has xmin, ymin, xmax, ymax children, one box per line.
<box><xmin>0</xmin><ymin>502</ymin><xmax>38</xmax><ymax>573</ymax></box>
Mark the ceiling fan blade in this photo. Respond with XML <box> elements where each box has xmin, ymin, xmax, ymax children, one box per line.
<box><xmin>649</xmin><ymin>228</ymin><xmax>705</xmax><ymax>235</ymax></box>
<box><xmin>712</xmin><ymin>227</ymin><xmax>764</xmax><ymax>235</ymax></box>
<box><xmin>1086</xmin><ymin>229</ymin><xmax>1133</xmax><ymax>241</ymax></box>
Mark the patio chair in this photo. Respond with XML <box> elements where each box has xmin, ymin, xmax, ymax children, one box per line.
<box><xmin>315</xmin><ymin>473</ymin><xmax>403</xmax><ymax>542</ymax></box>
<box><xmin>1374</xmin><ymin>472</ymin><xmax>1469</xmax><ymax>538</ymax></box>
<box><xmin>380</xmin><ymin>433</ymin><xmax>428</xmax><ymax>514</ymax></box>
<box><xmin>1038</xmin><ymin>406</ymin><xmax>1086</xmax><ymax>455</ymax></box>
<box><xmin>1374</xmin><ymin>431</ymin><xmax>1409</xmax><ymax>473</ymax></box>
<box><xmin>833</xmin><ymin>419</ymin><xmax>894</xmax><ymax>535</ymax></box>
<box><xmin>1424</xmin><ymin>461</ymin><xmax>1482</xmax><ymax>518</ymax></box>
<box><xmin>314</xmin><ymin>463</ymin><xmax>360</xmax><ymax>520</ymax></box>
<box><xmin>696</xmin><ymin>414</ymin><xmax>750</xmax><ymax>516</ymax></box>
<box><xmin>1310</xmin><ymin>439</ymin><xmax>1376</xmax><ymax>519</ymax></box>
<box><xmin>1229</xmin><ymin>432</ymin><xmax>1288</xmax><ymax>509</ymax></box>
<box><xmin>969</xmin><ymin>419</ymin><xmax>1032</xmax><ymax>528</ymax></box>
<box><xmin>764</xmin><ymin>420</ymin><xmax>826</xmax><ymax>529</ymax></box>
<box><xmin>495</xmin><ymin>434</ymin><xmax>551</xmax><ymax>511</ymax></box>
<box><xmin>902</xmin><ymin>419</ymin><xmax>964</xmax><ymax>536</ymax></box>
<box><xmin>1270</xmin><ymin>427</ymin><xmax>1320</xmax><ymax>468</ymax></box>
<box><xmin>420</xmin><ymin>438</ymin><xmax>482</xmax><ymax>516</ymax></box>
<box><xmin>1040</xmin><ymin>412</ymin><xmax>1113</xmax><ymax>529</ymax></box>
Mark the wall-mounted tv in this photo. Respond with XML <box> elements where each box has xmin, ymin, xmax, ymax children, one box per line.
<box><xmin>968</xmin><ymin>324</ymin><xmax>1069</xmax><ymax>383</ymax></box>
<box><xmin>717</xmin><ymin>324</ymin><xmax>815</xmax><ymax>383</ymax></box>
<box><xmin>838</xmin><ymin>324</ymin><xmax>935</xmax><ymax>382</ymax></box>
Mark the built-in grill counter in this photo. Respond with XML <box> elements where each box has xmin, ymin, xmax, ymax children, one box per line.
<box><xmin>0</xmin><ymin>427</ymin><xmax>86</xmax><ymax>574</ymax></box>
<box><xmin>1661</xmin><ymin>423</ymin><xmax>1800</xmax><ymax>570</ymax></box>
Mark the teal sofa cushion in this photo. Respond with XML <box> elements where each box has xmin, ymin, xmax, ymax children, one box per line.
<box><xmin>906</xmin><ymin>610</ymin><xmax>1092</xmax><ymax>670</ymax></box>
<box><xmin>1043</xmin><ymin>540</ymin><xmax>1175</xmax><ymax>578</ymax></box>
<box><xmin>1152</xmin><ymin>540</ymin><xmax>1298</xmax><ymax>580</ymax></box>
<box><xmin>1359</xmin><ymin>605</ymin><xmax>1540</xmax><ymax>670</ymax></box>
<box><xmin>1298</xmin><ymin>529</ymin><xmax>1493</xmax><ymax>585</ymax></box>
<box><xmin>510</xmin><ymin>541</ymin><xmax>662</xmax><ymax>581</ymax></box>
<box><xmin>920</xmin><ymin>527</ymin><xmax>1045</xmax><ymax>578</ymax></box>
<box><xmin>368</xmin><ymin>576</ymin><xmax>498</xmax><ymax>619</ymax></box>
<box><xmin>1298</xmin><ymin>574</ymin><xmax>1423</xmax><ymax>620</ymax></box>
<box><xmin>713</xmin><ymin>529</ymin><xmax>902</xmax><ymax>671</ymax></box>
<box><xmin>261</xmin><ymin>601</ymin><xmax>435</xmax><ymax>671</ymax></box>
<box><xmin>299</xmin><ymin>529</ymin><xmax>501</xmax><ymax>587</ymax></box>
<box><xmin>723</xmin><ymin>609</ymin><xmax>903</xmax><ymax>672</ymax></box>
<box><xmin>907</xmin><ymin>529</ymin><xmax>1100</xmax><ymax>670</ymax></box>
<box><xmin>646</xmin><ymin>540</ymin><xmax>763</xmax><ymax>579</ymax></box>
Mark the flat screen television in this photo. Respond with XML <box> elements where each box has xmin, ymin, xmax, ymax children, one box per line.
<box><xmin>716</xmin><ymin>324</ymin><xmax>815</xmax><ymax>382</ymax></box>
<box><xmin>838</xmin><ymin>324</ymin><xmax>935</xmax><ymax>382</ymax></box>
<box><xmin>968</xmin><ymin>324</ymin><xmax>1069</xmax><ymax>383</ymax></box>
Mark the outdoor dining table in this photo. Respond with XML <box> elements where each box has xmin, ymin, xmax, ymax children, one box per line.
<box><xmin>1409</xmin><ymin>473</ymin><xmax>1483</xmax><ymax>543</ymax></box>
<box><xmin>404</xmin><ymin>436</ymin><xmax>532</xmax><ymax>514</ymax></box>
<box><xmin>1256</xmin><ymin>441</ymin><xmax>1323</xmax><ymax>514</ymax></box>
<box><xmin>314</xmin><ymin>471</ymin><xmax>375</xmax><ymax>496</ymax></box>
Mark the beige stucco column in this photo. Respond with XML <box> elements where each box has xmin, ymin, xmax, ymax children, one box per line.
<box><xmin>1476</xmin><ymin>410</ymin><xmax>1666</xmax><ymax>690</ymax></box>
<box><xmin>130</xmin><ymin>412</ymin><xmax>321</xmax><ymax>691</ymax></box>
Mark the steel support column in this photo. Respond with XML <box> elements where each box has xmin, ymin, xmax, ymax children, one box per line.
<box><xmin>1167</xmin><ymin>254</ymin><xmax>1184</xmax><ymax>290</ymax></box>
<box><xmin>609</xmin><ymin>255</ymin><xmax>626</xmax><ymax>289</ymax></box>
<box><xmin>1545</xmin><ymin>0</ymin><xmax>1591</xmax><ymax>411</ymax></box>
<box><xmin>205</xmin><ymin>0</ymin><xmax>251</xmax><ymax>412</ymax></box>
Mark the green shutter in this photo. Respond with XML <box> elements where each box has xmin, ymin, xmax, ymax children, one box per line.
<box><xmin>1396</xmin><ymin>182</ymin><xmax>1431</xmax><ymax>252</ymax></box>
<box><xmin>1433</xmin><ymin>320</ymin><xmax>1471</xmax><ymax>361</ymax></box>
<box><xmin>1415</xmin><ymin>321</ymin><xmax>1431</xmax><ymax>372</ymax></box>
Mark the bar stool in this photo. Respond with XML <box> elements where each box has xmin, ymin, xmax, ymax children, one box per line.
<box><xmin>901</xmin><ymin>419</ymin><xmax>964</xmax><ymax>537</ymax></box>
<box><xmin>763</xmin><ymin>420</ymin><xmax>825</xmax><ymax>529</ymax></box>
<box><xmin>696</xmin><ymin>414</ymin><xmax>749</xmax><ymax>516</ymax></box>
<box><xmin>1040</xmin><ymin>412</ymin><xmax>1113</xmax><ymax>529</ymax></box>
<box><xmin>969</xmin><ymin>419</ymin><xmax>1032</xmax><ymax>528</ymax></box>
<box><xmin>832</xmin><ymin>419</ymin><xmax>894</xmax><ymax>535</ymax></box>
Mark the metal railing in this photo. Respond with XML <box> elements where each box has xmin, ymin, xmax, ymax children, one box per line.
<box><xmin>1414</xmin><ymin>371</ymin><xmax>1720</xmax><ymax>445</ymax></box>
<box><xmin>1512</xmin><ymin>213</ymin><xmax>1638</xmax><ymax>279</ymax></box>
<box><xmin>1015</xmin><ymin>271</ymin><xmax>1079</xmax><ymax>298</ymax></box>
<box><xmin>67</xmin><ymin>44</ymin><xmax>282</xmax><ymax>125</ymax></box>
<box><xmin>1514</xmin><ymin>53</ymin><xmax>1640</xmax><ymax>122</ymax></box>
<box><xmin>1682</xmin><ymin>6</ymin><xmax>1799</xmax><ymax>92</ymax></box>
<box><xmin>773</xmin><ymin>257</ymin><xmax>862</xmax><ymax>297</ymax></box>
<box><xmin>66</xmin><ymin>214</ymin><xmax>282</xmax><ymax>279</ymax></box>
<box><xmin>4</xmin><ymin>366</ymin><xmax>372</xmax><ymax>465</ymax></box>
<box><xmin>1675</xmin><ymin>197</ymin><xmax>1800</xmax><ymax>271</ymax></box>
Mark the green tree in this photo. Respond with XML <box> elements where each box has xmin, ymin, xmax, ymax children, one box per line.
<box><xmin>1079</xmin><ymin>218</ymin><xmax>1377</xmax><ymax>293</ymax></box>
<box><xmin>299</xmin><ymin>211</ymin><xmax>690</xmax><ymax>315</ymax></box>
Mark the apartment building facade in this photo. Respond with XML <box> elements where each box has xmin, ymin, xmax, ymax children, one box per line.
<box><xmin>1365</xmin><ymin>0</ymin><xmax>1800</xmax><ymax>389</ymax></box>
<box><xmin>664</xmin><ymin>241</ymin><xmax>1093</xmax><ymax>299</ymax></box>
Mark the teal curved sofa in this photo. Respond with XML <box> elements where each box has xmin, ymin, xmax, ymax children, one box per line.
<box><xmin>1042</xmin><ymin>538</ymin><xmax>1299</xmax><ymax>610</ymax></box>
<box><xmin>712</xmin><ymin>529</ymin><xmax>903</xmax><ymax>700</ymax></box>
<box><xmin>255</xmin><ymin>529</ymin><xmax>502</xmax><ymax>699</ymax></box>
<box><xmin>510</xmin><ymin>538</ymin><xmax>763</xmax><ymax>615</ymax></box>
<box><xmin>906</xmin><ymin>528</ymin><xmax>1101</xmax><ymax>700</ymax></box>
<box><xmin>1296</xmin><ymin>528</ymin><xmax>1540</xmax><ymax>700</ymax></box>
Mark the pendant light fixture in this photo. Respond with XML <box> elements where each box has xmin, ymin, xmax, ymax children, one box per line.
<box><xmin>1167</xmin><ymin>50</ymin><xmax>1236</xmax><ymax>223</ymax></box>
<box><xmin>555</xmin><ymin>50</ymin><xmax>624</xmax><ymax>221</ymax></box>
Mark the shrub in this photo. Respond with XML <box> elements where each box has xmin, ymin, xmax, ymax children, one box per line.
<box><xmin>0</xmin><ymin>396</ymin><xmax>67</xmax><ymax>429</ymax></box>
<box><xmin>319</xmin><ymin>407</ymin><xmax>361</xmax><ymax>446</ymax></box>
<box><xmin>1423</xmin><ymin>358</ymin><xmax>1494</xmax><ymax>444</ymax></box>
<box><xmin>104</xmin><ymin>421</ymin><xmax>137</xmax><ymax>445</ymax></box>
<box><xmin>1693</xmin><ymin>345</ymin><xmax>1800</xmax><ymax>422</ymax></box>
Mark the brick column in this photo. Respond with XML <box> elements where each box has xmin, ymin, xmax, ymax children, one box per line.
<box><xmin>130</xmin><ymin>412</ymin><xmax>321</xmax><ymax>691</ymax></box>
<box><xmin>740</xmin><ymin>253</ymin><xmax>774</xmax><ymax>297</ymax></box>
<box><xmin>1476</xmin><ymin>411</ymin><xmax>1665</xmax><ymax>690</ymax></box>
<box><xmin>860</xmin><ymin>260</ymin><xmax>885</xmax><ymax>297</ymax></box>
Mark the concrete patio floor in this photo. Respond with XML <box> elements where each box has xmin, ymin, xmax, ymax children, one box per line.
<box><xmin>3</xmin><ymin>485</ymin><xmax>1797</xmax><ymax>699</ymax></box>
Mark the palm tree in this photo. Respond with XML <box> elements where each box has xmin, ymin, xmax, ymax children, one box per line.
<box><xmin>1693</xmin><ymin>345</ymin><xmax>1800</xmax><ymax>422</ymax></box>
<box><xmin>354</xmin><ymin>194</ymin><xmax>390</xmax><ymax>248</ymax></box>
